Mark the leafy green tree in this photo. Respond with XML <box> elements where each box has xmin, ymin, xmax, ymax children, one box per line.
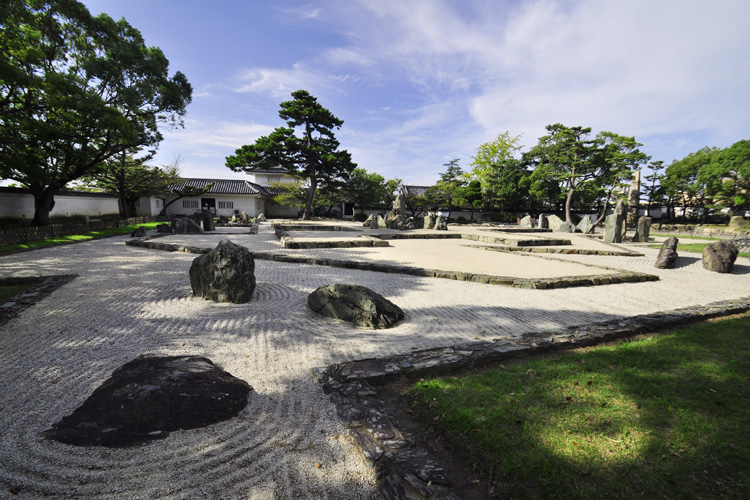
<box><xmin>455</xmin><ymin>180</ymin><xmax>483</xmax><ymax>219</ymax></box>
<box><xmin>698</xmin><ymin>140</ymin><xmax>750</xmax><ymax>214</ymax></box>
<box><xmin>0</xmin><ymin>0</ymin><xmax>192</xmax><ymax>225</ymax></box>
<box><xmin>344</xmin><ymin>168</ymin><xmax>392</xmax><ymax>214</ymax></box>
<box><xmin>663</xmin><ymin>147</ymin><xmax>719</xmax><ymax>221</ymax></box>
<box><xmin>468</xmin><ymin>132</ymin><xmax>524</xmax><ymax>211</ymax></box>
<box><xmin>424</xmin><ymin>159</ymin><xmax>465</xmax><ymax>217</ymax></box>
<box><xmin>526</xmin><ymin>125</ymin><xmax>647</xmax><ymax>222</ymax></box>
<box><xmin>642</xmin><ymin>161</ymin><xmax>666</xmax><ymax>217</ymax></box>
<box><xmin>226</xmin><ymin>90</ymin><xmax>356</xmax><ymax>220</ymax></box>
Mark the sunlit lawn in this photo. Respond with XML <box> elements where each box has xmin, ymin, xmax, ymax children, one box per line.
<box><xmin>409</xmin><ymin>316</ymin><xmax>750</xmax><ymax>499</ymax></box>
<box><xmin>0</xmin><ymin>222</ymin><xmax>162</xmax><ymax>255</ymax></box>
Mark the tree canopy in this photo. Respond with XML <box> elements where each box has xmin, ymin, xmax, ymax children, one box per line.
<box><xmin>226</xmin><ymin>90</ymin><xmax>356</xmax><ymax>220</ymax></box>
<box><xmin>0</xmin><ymin>0</ymin><xmax>192</xmax><ymax>225</ymax></box>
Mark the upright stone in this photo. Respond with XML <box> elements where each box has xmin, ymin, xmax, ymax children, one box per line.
<box><xmin>189</xmin><ymin>240</ymin><xmax>256</xmax><ymax>303</ymax></box>
<box><xmin>702</xmin><ymin>241</ymin><xmax>739</xmax><ymax>273</ymax></box>
<box><xmin>518</xmin><ymin>215</ymin><xmax>533</xmax><ymax>228</ymax></box>
<box><xmin>577</xmin><ymin>215</ymin><xmax>594</xmax><ymax>234</ymax></box>
<box><xmin>363</xmin><ymin>214</ymin><xmax>374</xmax><ymax>227</ymax></box>
<box><xmin>655</xmin><ymin>236</ymin><xmax>679</xmax><ymax>269</ymax></box>
<box><xmin>558</xmin><ymin>221</ymin><xmax>576</xmax><ymax>233</ymax></box>
<box><xmin>202</xmin><ymin>209</ymin><xmax>215</xmax><ymax>231</ymax></box>
<box><xmin>369</xmin><ymin>215</ymin><xmax>379</xmax><ymax>229</ymax></box>
<box><xmin>604</xmin><ymin>213</ymin><xmax>623</xmax><ymax>243</ymax></box>
<box><xmin>728</xmin><ymin>216</ymin><xmax>750</xmax><ymax>230</ymax></box>
<box><xmin>434</xmin><ymin>215</ymin><xmax>448</xmax><ymax>230</ymax></box>
<box><xmin>424</xmin><ymin>214</ymin><xmax>435</xmax><ymax>230</ymax></box>
<box><xmin>615</xmin><ymin>200</ymin><xmax>628</xmax><ymax>241</ymax></box>
<box><xmin>255</xmin><ymin>213</ymin><xmax>267</xmax><ymax>222</ymax></box>
<box><xmin>627</xmin><ymin>171</ymin><xmax>640</xmax><ymax>227</ymax></box>
<box><xmin>538</xmin><ymin>213</ymin><xmax>547</xmax><ymax>229</ymax></box>
<box><xmin>376</xmin><ymin>215</ymin><xmax>387</xmax><ymax>228</ymax></box>
<box><xmin>172</xmin><ymin>218</ymin><xmax>204</xmax><ymax>234</ymax></box>
<box><xmin>632</xmin><ymin>216</ymin><xmax>652</xmax><ymax>242</ymax></box>
<box><xmin>547</xmin><ymin>214</ymin><xmax>565</xmax><ymax>231</ymax></box>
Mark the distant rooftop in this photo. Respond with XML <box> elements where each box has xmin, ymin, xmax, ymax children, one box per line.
<box><xmin>166</xmin><ymin>178</ymin><xmax>272</xmax><ymax>197</ymax></box>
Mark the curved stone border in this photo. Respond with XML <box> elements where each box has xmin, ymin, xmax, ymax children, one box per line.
<box><xmin>126</xmin><ymin>239</ymin><xmax>658</xmax><ymax>289</ymax></box>
<box><xmin>0</xmin><ymin>275</ymin><xmax>78</xmax><ymax>327</ymax></box>
<box><xmin>465</xmin><ymin>242</ymin><xmax>643</xmax><ymax>257</ymax></box>
<box><xmin>312</xmin><ymin>296</ymin><xmax>750</xmax><ymax>500</ymax></box>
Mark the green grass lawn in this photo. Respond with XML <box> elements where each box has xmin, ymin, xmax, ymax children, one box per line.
<box><xmin>650</xmin><ymin>242</ymin><xmax>750</xmax><ymax>258</ymax></box>
<box><xmin>0</xmin><ymin>222</ymin><xmax>163</xmax><ymax>255</ymax></box>
<box><xmin>408</xmin><ymin>316</ymin><xmax>750</xmax><ymax>499</ymax></box>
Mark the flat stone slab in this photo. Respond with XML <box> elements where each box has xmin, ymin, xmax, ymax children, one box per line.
<box><xmin>43</xmin><ymin>355</ymin><xmax>252</xmax><ymax>448</ymax></box>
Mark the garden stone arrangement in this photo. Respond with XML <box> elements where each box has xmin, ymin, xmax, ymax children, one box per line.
<box><xmin>307</xmin><ymin>283</ymin><xmax>405</xmax><ymax>329</ymax></box>
<box><xmin>43</xmin><ymin>355</ymin><xmax>252</xmax><ymax>447</ymax></box>
<box><xmin>189</xmin><ymin>239</ymin><xmax>256</xmax><ymax>303</ymax></box>
<box><xmin>0</xmin><ymin>221</ymin><xmax>749</xmax><ymax>499</ymax></box>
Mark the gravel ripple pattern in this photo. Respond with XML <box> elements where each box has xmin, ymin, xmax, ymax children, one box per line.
<box><xmin>0</xmin><ymin>224</ymin><xmax>749</xmax><ymax>499</ymax></box>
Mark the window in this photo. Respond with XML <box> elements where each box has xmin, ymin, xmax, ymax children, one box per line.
<box><xmin>182</xmin><ymin>200</ymin><xmax>198</xmax><ymax>209</ymax></box>
<box><xmin>219</xmin><ymin>201</ymin><xmax>234</xmax><ymax>209</ymax></box>
<box><xmin>155</xmin><ymin>199</ymin><xmax>161</xmax><ymax>207</ymax></box>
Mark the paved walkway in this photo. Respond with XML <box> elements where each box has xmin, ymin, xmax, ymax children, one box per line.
<box><xmin>0</xmin><ymin>222</ymin><xmax>748</xmax><ymax>499</ymax></box>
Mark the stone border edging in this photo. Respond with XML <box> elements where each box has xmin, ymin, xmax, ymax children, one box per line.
<box><xmin>125</xmin><ymin>239</ymin><xmax>658</xmax><ymax>290</ymax></box>
<box><xmin>0</xmin><ymin>275</ymin><xmax>79</xmax><ymax>327</ymax></box>
<box><xmin>460</xmin><ymin>234</ymin><xmax>572</xmax><ymax>247</ymax></box>
<box><xmin>311</xmin><ymin>296</ymin><xmax>750</xmax><ymax>500</ymax></box>
<box><xmin>465</xmin><ymin>242</ymin><xmax>643</xmax><ymax>257</ymax></box>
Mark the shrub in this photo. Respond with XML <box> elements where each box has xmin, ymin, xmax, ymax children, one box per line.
<box><xmin>352</xmin><ymin>212</ymin><xmax>369</xmax><ymax>222</ymax></box>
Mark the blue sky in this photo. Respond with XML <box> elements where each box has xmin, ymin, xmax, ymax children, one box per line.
<box><xmin>80</xmin><ymin>0</ymin><xmax>750</xmax><ymax>186</ymax></box>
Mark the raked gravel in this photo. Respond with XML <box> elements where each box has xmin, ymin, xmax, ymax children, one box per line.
<box><xmin>0</xmin><ymin>223</ymin><xmax>748</xmax><ymax>499</ymax></box>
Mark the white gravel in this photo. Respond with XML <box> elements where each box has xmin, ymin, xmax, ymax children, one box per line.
<box><xmin>0</xmin><ymin>223</ymin><xmax>748</xmax><ymax>499</ymax></box>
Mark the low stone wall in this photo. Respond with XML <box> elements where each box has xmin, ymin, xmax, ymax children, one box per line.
<box><xmin>126</xmin><ymin>238</ymin><xmax>659</xmax><ymax>290</ymax></box>
<box><xmin>312</xmin><ymin>296</ymin><xmax>750</xmax><ymax>500</ymax></box>
<box><xmin>0</xmin><ymin>217</ymin><xmax>155</xmax><ymax>246</ymax></box>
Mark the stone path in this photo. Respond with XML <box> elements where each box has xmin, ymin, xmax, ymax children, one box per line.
<box><xmin>0</xmin><ymin>222</ymin><xmax>748</xmax><ymax>499</ymax></box>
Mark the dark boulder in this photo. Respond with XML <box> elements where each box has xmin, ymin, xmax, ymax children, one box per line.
<box><xmin>43</xmin><ymin>355</ymin><xmax>252</xmax><ymax>447</ymax></box>
<box><xmin>190</xmin><ymin>240</ymin><xmax>256</xmax><ymax>303</ymax></box>
<box><xmin>172</xmin><ymin>217</ymin><xmax>204</xmax><ymax>234</ymax></box>
<box><xmin>130</xmin><ymin>226</ymin><xmax>147</xmax><ymax>238</ymax></box>
<box><xmin>655</xmin><ymin>236</ymin><xmax>679</xmax><ymax>269</ymax></box>
<box><xmin>202</xmin><ymin>209</ymin><xmax>215</xmax><ymax>231</ymax></box>
<box><xmin>156</xmin><ymin>223</ymin><xmax>173</xmax><ymax>234</ymax></box>
<box><xmin>703</xmin><ymin>241</ymin><xmax>739</xmax><ymax>273</ymax></box>
<box><xmin>307</xmin><ymin>283</ymin><xmax>404</xmax><ymax>329</ymax></box>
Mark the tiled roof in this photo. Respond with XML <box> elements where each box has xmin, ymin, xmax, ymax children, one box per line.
<box><xmin>243</xmin><ymin>166</ymin><xmax>290</xmax><ymax>175</ymax></box>
<box><xmin>167</xmin><ymin>179</ymin><xmax>265</xmax><ymax>196</ymax></box>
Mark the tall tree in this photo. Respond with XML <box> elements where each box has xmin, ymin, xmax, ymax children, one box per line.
<box><xmin>343</xmin><ymin>168</ymin><xmax>397</xmax><ymax>214</ymax></box>
<box><xmin>698</xmin><ymin>140</ymin><xmax>750</xmax><ymax>214</ymax></box>
<box><xmin>226</xmin><ymin>90</ymin><xmax>356</xmax><ymax>220</ymax></box>
<box><xmin>85</xmin><ymin>148</ymin><xmax>184</xmax><ymax>218</ymax></box>
<box><xmin>526</xmin><ymin>125</ymin><xmax>647</xmax><ymax>222</ymax></box>
<box><xmin>0</xmin><ymin>0</ymin><xmax>192</xmax><ymax>225</ymax></box>
<box><xmin>467</xmin><ymin>132</ymin><xmax>525</xmax><ymax>211</ymax></box>
<box><xmin>642</xmin><ymin>160</ymin><xmax>666</xmax><ymax>217</ymax></box>
<box><xmin>663</xmin><ymin>147</ymin><xmax>719</xmax><ymax>221</ymax></box>
<box><xmin>424</xmin><ymin>159</ymin><xmax>465</xmax><ymax>217</ymax></box>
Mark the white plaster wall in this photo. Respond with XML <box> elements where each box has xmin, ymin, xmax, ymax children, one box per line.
<box><xmin>162</xmin><ymin>194</ymin><xmax>260</xmax><ymax>218</ymax></box>
<box><xmin>0</xmin><ymin>192</ymin><xmax>119</xmax><ymax>219</ymax></box>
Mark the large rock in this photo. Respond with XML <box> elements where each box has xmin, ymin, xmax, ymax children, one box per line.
<box><xmin>728</xmin><ymin>216</ymin><xmax>750</xmax><ymax>230</ymax></box>
<box><xmin>156</xmin><ymin>223</ymin><xmax>173</xmax><ymax>234</ymax></box>
<box><xmin>202</xmin><ymin>209</ymin><xmax>215</xmax><ymax>231</ymax></box>
<box><xmin>702</xmin><ymin>241</ymin><xmax>739</xmax><ymax>273</ymax></box>
<box><xmin>434</xmin><ymin>215</ymin><xmax>448</xmax><ymax>230</ymax></box>
<box><xmin>538</xmin><ymin>213</ymin><xmax>548</xmax><ymax>229</ymax></box>
<box><xmin>655</xmin><ymin>236</ymin><xmax>679</xmax><ymax>269</ymax></box>
<box><xmin>189</xmin><ymin>240</ymin><xmax>256</xmax><ymax>303</ymax></box>
<box><xmin>386</xmin><ymin>192</ymin><xmax>407</xmax><ymax>229</ymax></box>
<box><xmin>376</xmin><ymin>215</ymin><xmax>387</xmax><ymax>228</ymax></box>
<box><xmin>363</xmin><ymin>214</ymin><xmax>374</xmax><ymax>227</ymax></box>
<box><xmin>577</xmin><ymin>215</ymin><xmax>594</xmax><ymax>234</ymax></box>
<box><xmin>43</xmin><ymin>355</ymin><xmax>252</xmax><ymax>447</ymax></box>
<box><xmin>632</xmin><ymin>216</ymin><xmax>652</xmax><ymax>242</ymax></box>
<box><xmin>255</xmin><ymin>213</ymin><xmax>266</xmax><ymax>223</ymax></box>
<box><xmin>547</xmin><ymin>214</ymin><xmax>565</xmax><ymax>231</ymax></box>
<box><xmin>558</xmin><ymin>221</ymin><xmax>576</xmax><ymax>233</ymax></box>
<box><xmin>604</xmin><ymin>202</ymin><xmax>626</xmax><ymax>243</ymax></box>
<box><xmin>424</xmin><ymin>214</ymin><xmax>436</xmax><ymax>230</ymax></box>
<box><xmin>306</xmin><ymin>284</ymin><xmax>404</xmax><ymax>329</ymax></box>
<box><xmin>172</xmin><ymin>217</ymin><xmax>204</xmax><ymax>234</ymax></box>
<box><xmin>518</xmin><ymin>215</ymin><xmax>533</xmax><ymax>228</ymax></box>
<box><xmin>130</xmin><ymin>226</ymin><xmax>147</xmax><ymax>238</ymax></box>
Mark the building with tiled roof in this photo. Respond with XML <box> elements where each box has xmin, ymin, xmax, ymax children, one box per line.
<box><xmin>137</xmin><ymin>170</ymin><xmax>299</xmax><ymax>218</ymax></box>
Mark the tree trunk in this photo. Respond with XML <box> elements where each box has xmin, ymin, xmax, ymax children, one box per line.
<box><xmin>303</xmin><ymin>178</ymin><xmax>316</xmax><ymax>220</ymax></box>
<box><xmin>30</xmin><ymin>188</ymin><xmax>56</xmax><ymax>226</ymax></box>
<box><xmin>564</xmin><ymin>187</ymin><xmax>576</xmax><ymax>222</ymax></box>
